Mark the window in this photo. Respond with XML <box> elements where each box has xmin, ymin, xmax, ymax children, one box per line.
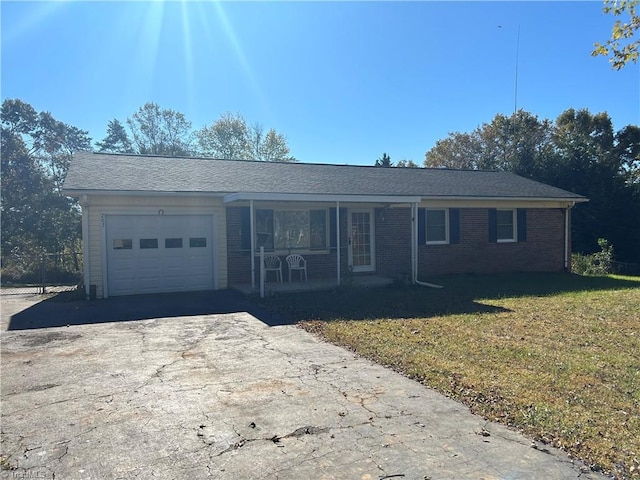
<box><xmin>140</xmin><ymin>238</ymin><xmax>158</xmax><ymax>249</ymax></box>
<box><xmin>426</xmin><ymin>209</ymin><xmax>449</xmax><ymax>244</ymax></box>
<box><xmin>275</xmin><ymin>211</ymin><xmax>309</xmax><ymax>250</ymax></box>
<box><xmin>165</xmin><ymin>238</ymin><xmax>183</xmax><ymax>248</ymax></box>
<box><xmin>496</xmin><ymin>209</ymin><xmax>516</xmax><ymax>242</ymax></box>
<box><xmin>256</xmin><ymin>209</ymin><xmax>328</xmax><ymax>252</ymax></box>
<box><xmin>189</xmin><ymin>237</ymin><xmax>207</xmax><ymax>248</ymax></box>
<box><xmin>113</xmin><ymin>239</ymin><xmax>132</xmax><ymax>250</ymax></box>
<box><xmin>310</xmin><ymin>210</ymin><xmax>327</xmax><ymax>250</ymax></box>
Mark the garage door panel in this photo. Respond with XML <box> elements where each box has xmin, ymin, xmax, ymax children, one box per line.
<box><xmin>106</xmin><ymin>215</ymin><xmax>214</xmax><ymax>296</ymax></box>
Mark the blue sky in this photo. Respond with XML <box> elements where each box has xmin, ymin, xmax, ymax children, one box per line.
<box><xmin>2</xmin><ymin>1</ymin><xmax>638</xmax><ymax>166</ymax></box>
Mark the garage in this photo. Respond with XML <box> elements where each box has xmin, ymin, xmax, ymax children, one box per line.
<box><xmin>105</xmin><ymin>214</ymin><xmax>215</xmax><ymax>297</ymax></box>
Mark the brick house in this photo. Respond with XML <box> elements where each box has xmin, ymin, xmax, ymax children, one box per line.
<box><xmin>63</xmin><ymin>152</ymin><xmax>587</xmax><ymax>298</ymax></box>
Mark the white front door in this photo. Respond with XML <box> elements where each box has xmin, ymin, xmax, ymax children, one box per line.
<box><xmin>348</xmin><ymin>209</ymin><xmax>375</xmax><ymax>272</ymax></box>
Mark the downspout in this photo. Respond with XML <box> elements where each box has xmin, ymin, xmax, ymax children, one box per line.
<box><xmin>250</xmin><ymin>200</ymin><xmax>255</xmax><ymax>291</ymax></box>
<box><xmin>81</xmin><ymin>195</ymin><xmax>90</xmax><ymax>300</ymax></box>
<box><xmin>564</xmin><ymin>203</ymin><xmax>574</xmax><ymax>271</ymax></box>
<box><xmin>413</xmin><ymin>201</ymin><xmax>444</xmax><ymax>289</ymax></box>
<box><xmin>336</xmin><ymin>201</ymin><xmax>341</xmax><ymax>286</ymax></box>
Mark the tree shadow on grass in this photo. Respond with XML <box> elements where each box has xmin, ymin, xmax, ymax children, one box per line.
<box><xmin>260</xmin><ymin>272</ymin><xmax>639</xmax><ymax>323</ymax></box>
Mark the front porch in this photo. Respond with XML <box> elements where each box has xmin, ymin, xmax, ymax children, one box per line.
<box><xmin>232</xmin><ymin>275</ymin><xmax>393</xmax><ymax>295</ymax></box>
<box><xmin>225</xmin><ymin>193</ymin><xmax>422</xmax><ymax>295</ymax></box>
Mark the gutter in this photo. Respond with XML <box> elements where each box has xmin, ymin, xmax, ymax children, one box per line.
<box><xmin>62</xmin><ymin>189</ymin><xmax>228</xmax><ymax>198</ymax></box>
<box><xmin>418</xmin><ymin>195</ymin><xmax>588</xmax><ymax>203</ymax></box>
<box><xmin>63</xmin><ymin>189</ymin><xmax>587</xmax><ymax>205</ymax></box>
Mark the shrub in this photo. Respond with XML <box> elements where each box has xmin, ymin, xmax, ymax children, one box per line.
<box><xmin>572</xmin><ymin>238</ymin><xmax>615</xmax><ymax>275</ymax></box>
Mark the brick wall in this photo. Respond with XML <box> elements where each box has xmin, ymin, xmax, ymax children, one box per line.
<box><xmin>227</xmin><ymin>206</ymin><xmax>569</xmax><ymax>285</ymax></box>
<box><xmin>418</xmin><ymin>208</ymin><xmax>567</xmax><ymax>276</ymax></box>
<box><xmin>375</xmin><ymin>207</ymin><xmax>412</xmax><ymax>278</ymax></box>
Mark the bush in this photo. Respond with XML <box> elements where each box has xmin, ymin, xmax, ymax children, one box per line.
<box><xmin>572</xmin><ymin>238</ymin><xmax>615</xmax><ymax>275</ymax></box>
<box><xmin>1</xmin><ymin>253</ymin><xmax>82</xmax><ymax>286</ymax></box>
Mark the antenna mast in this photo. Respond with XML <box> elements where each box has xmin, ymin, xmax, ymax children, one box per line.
<box><xmin>514</xmin><ymin>24</ymin><xmax>520</xmax><ymax>114</ymax></box>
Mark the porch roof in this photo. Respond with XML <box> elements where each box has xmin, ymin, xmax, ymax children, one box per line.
<box><xmin>64</xmin><ymin>151</ymin><xmax>588</xmax><ymax>203</ymax></box>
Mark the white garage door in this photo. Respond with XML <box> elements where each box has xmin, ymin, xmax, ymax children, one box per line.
<box><xmin>106</xmin><ymin>214</ymin><xmax>214</xmax><ymax>296</ymax></box>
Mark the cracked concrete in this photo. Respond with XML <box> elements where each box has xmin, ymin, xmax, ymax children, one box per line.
<box><xmin>1</xmin><ymin>293</ymin><xmax>608</xmax><ymax>480</ymax></box>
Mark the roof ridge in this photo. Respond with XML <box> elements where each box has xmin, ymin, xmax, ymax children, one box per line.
<box><xmin>84</xmin><ymin>151</ymin><xmax>507</xmax><ymax>173</ymax></box>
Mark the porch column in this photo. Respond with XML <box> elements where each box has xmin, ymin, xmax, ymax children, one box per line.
<box><xmin>336</xmin><ymin>201</ymin><xmax>341</xmax><ymax>286</ymax></box>
<box><xmin>250</xmin><ymin>200</ymin><xmax>255</xmax><ymax>291</ymax></box>
<box><xmin>412</xmin><ymin>202</ymin><xmax>418</xmax><ymax>284</ymax></box>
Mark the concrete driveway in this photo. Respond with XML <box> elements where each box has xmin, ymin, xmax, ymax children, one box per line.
<box><xmin>1</xmin><ymin>292</ymin><xmax>605</xmax><ymax>480</ymax></box>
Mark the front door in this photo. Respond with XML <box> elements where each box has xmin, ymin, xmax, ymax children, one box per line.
<box><xmin>348</xmin><ymin>209</ymin><xmax>375</xmax><ymax>272</ymax></box>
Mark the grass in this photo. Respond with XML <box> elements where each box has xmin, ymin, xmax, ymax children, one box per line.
<box><xmin>261</xmin><ymin>272</ymin><xmax>640</xmax><ymax>479</ymax></box>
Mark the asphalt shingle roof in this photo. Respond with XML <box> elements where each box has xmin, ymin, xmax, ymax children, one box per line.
<box><xmin>63</xmin><ymin>151</ymin><xmax>587</xmax><ymax>201</ymax></box>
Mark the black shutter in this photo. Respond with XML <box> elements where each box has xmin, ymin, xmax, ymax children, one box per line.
<box><xmin>488</xmin><ymin>208</ymin><xmax>497</xmax><ymax>243</ymax></box>
<box><xmin>517</xmin><ymin>208</ymin><xmax>527</xmax><ymax>242</ymax></box>
<box><xmin>450</xmin><ymin>208</ymin><xmax>460</xmax><ymax>244</ymax></box>
<box><xmin>418</xmin><ymin>208</ymin><xmax>426</xmax><ymax>244</ymax></box>
<box><xmin>329</xmin><ymin>208</ymin><xmax>337</xmax><ymax>249</ymax></box>
<box><xmin>240</xmin><ymin>207</ymin><xmax>251</xmax><ymax>252</ymax></box>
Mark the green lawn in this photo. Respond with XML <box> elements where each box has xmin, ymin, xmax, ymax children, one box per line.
<box><xmin>262</xmin><ymin>273</ymin><xmax>640</xmax><ymax>479</ymax></box>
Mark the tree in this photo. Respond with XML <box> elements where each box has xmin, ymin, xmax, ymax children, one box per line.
<box><xmin>96</xmin><ymin>119</ymin><xmax>134</xmax><ymax>153</ymax></box>
<box><xmin>248</xmin><ymin>123</ymin><xmax>295</xmax><ymax>162</ymax></box>
<box><xmin>127</xmin><ymin>102</ymin><xmax>194</xmax><ymax>156</ymax></box>
<box><xmin>614</xmin><ymin>124</ymin><xmax>640</xmax><ymax>185</ymax></box>
<box><xmin>1</xmin><ymin>126</ymin><xmax>50</xmax><ymax>253</ymax></box>
<box><xmin>1</xmin><ymin>99</ymin><xmax>90</xmax><ymax>256</ymax></box>
<box><xmin>425</xmin><ymin>111</ymin><xmax>554</xmax><ymax>177</ymax></box>
<box><xmin>197</xmin><ymin>112</ymin><xmax>250</xmax><ymax>160</ymax></box>
<box><xmin>197</xmin><ymin>113</ymin><xmax>296</xmax><ymax>162</ymax></box>
<box><xmin>396</xmin><ymin>159</ymin><xmax>419</xmax><ymax>168</ymax></box>
<box><xmin>375</xmin><ymin>153</ymin><xmax>393</xmax><ymax>167</ymax></box>
<box><xmin>592</xmin><ymin>0</ymin><xmax>639</xmax><ymax>69</ymax></box>
<box><xmin>425</xmin><ymin>132</ymin><xmax>484</xmax><ymax>170</ymax></box>
<box><xmin>33</xmin><ymin>111</ymin><xmax>93</xmax><ymax>193</ymax></box>
<box><xmin>478</xmin><ymin>111</ymin><xmax>554</xmax><ymax>178</ymax></box>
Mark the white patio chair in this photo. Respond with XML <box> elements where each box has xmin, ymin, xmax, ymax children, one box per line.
<box><xmin>285</xmin><ymin>254</ymin><xmax>307</xmax><ymax>283</ymax></box>
<box><xmin>263</xmin><ymin>255</ymin><xmax>283</xmax><ymax>283</ymax></box>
